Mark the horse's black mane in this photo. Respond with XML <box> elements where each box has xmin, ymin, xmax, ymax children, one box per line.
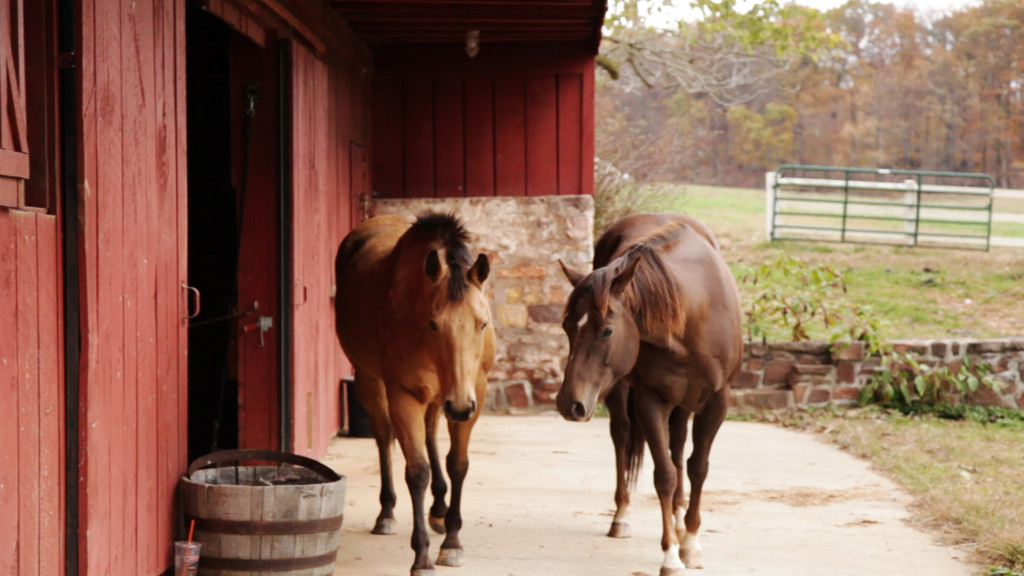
<box><xmin>413</xmin><ymin>211</ymin><xmax>474</xmax><ymax>302</ymax></box>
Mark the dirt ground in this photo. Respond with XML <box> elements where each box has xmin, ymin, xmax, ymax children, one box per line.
<box><xmin>321</xmin><ymin>413</ymin><xmax>975</xmax><ymax>576</ymax></box>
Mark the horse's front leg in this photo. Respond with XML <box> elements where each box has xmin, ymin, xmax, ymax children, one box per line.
<box><xmin>634</xmin><ymin>387</ymin><xmax>686</xmax><ymax>576</ymax></box>
<box><xmin>605</xmin><ymin>380</ymin><xmax>632</xmax><ymax>538</ymax></box>
<box><xmin>681</xmin><ymin>389</ymin><xmax>727</xmax><ymax>569</ymax></box>
<box><xmin>389</xmin><ymin>390</ymin><xmax>435</xmax><ymax>576</ymax></box>
<box><xmin>436</xmin><ymin>376</ymin><xmax>485</xmax><ymax>568</ymax></box>
<box><xmin>355</xmin><ymin>372</ymin><xmax>398</xmax><ymax>535</ymax></box>
<box><xmin>425</xmin><ymin>402</ymin><xmax>449</xmax><ymax>534</ymax></box>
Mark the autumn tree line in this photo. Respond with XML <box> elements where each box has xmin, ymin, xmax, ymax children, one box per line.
<box><xmin>596</xmin><ymin>0</ymin><xmax>1024</xmax><ymax>190</ymax></box>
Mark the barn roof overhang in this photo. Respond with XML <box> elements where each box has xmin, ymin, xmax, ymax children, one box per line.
<box><xmin>328</xmin><ymin>0</ymin><xmax>608</xmax><ymax>53</ymax></box>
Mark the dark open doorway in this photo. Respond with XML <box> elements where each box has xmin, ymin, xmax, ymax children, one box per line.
<box><xmin>186</xmin><ymin>4</ymin><xmax>238</xmax><ymax>462</ymax></box>
<box><xmin>186</xmin><ymin>2</ymin><xmax>284</xmax><ymax>462</ymax></box>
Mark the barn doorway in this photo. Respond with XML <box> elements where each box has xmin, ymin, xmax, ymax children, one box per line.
<box><xmin>185</xmin><ymin>2</ymin><xmax>284</xmax><ymax>462</ymax></box>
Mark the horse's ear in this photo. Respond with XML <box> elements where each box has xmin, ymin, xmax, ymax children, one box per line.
<box><xmin>468</xmin><ymin>254</ymin><xmax>489</xmax><ymax>286</ymax></box>
<box><xmin>425</xmin><ymin>250</ymin><xmax>442</xmax><ymax>282</ymax></box>
<box><xmin>559</xmin><ymin>260</ymin><xmax>585</xmax><ymax>287</ymax></box>
<box><xmin>610</xmin><ymin>254</ymin><xmax>641</xmax><ymax>296</ymax></box>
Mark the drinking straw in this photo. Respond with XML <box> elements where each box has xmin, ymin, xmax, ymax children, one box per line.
<box><xmin>187</xmin><ymin>518</ymin><xmax>195</xmax><ymax>544</ymax></box>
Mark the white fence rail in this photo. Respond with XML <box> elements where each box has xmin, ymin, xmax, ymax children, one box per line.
<box><xmin>765</xmin><ymin>171</ymin><xmax>1024</xmax><ymax>249</ymax></box>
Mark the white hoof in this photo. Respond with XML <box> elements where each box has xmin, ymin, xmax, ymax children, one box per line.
<box><xmin>372</xmin><ymin>517</ymin><xmax>397</xmax><ymax>535</ymax></box>
<box><xmin>411</xmin><ymin>569</ymin><xmax>435</xmax><ymax>576</ymax></box>
<box><xmin>660</xmin><ymin>544</ymin><xmax>686</xmax><ymax>576</ymax></box>
<box><xmin>436</xmin><ymin>547</ymin><xmax>464</xmax><ymax>567</ymax></box>
<box><xmin>681</xmin><ymin>531</ymin><xmax>703</xmax><ymax>569</ymax></box>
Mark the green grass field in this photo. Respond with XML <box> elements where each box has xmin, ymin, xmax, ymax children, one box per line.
<box><xmin>648</xmin><ymin>183</ymin><xmax>1024</xmax><ymax>339</ymax></box>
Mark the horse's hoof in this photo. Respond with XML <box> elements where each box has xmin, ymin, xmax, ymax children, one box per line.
<box><xmin>607</xmin><ymin>521</ymin><xmax>631</xmax><ymax>538</ymax></box>
<box><xmin>681</xmin><ymin>548</ymin><xmax>704</xmax><ymax>569</ymax></box>
<box><xmin>659</xmin><ymin>566</ymin><xmax>686</xmax><ymax>576</ymax></box>
<box><xmin>436</xmin><ymin>547</ymin><xmax>465</xmax><ymax>567</ymax></box>
<box><xmin>410</xmin><ymin>569</ymin><xmax>435</xmax><ymax>576</ymax></box>
<box><xmin>429</xmin><ymin>514</ymin><xmax>447</xmax><ymax>534</ymax></box>
<box><xmin>372</xmin><ymin>517</ymin><xmax>397</xmax><ymax>535</ymax></box>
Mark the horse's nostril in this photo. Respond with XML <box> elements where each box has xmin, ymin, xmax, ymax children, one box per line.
<box><xmin>443</xmin><ymin>400</ymin><xmax>475</xmax><ymax>422</ymax></box>
<box><xmin>572</xmin><ymin>401</ymin><xmax>586</xmax><ymax>420</ymax></box>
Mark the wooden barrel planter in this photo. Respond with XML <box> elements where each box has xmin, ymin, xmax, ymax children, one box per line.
<box><xmin>181</xmin><ymin>449</ymin><xmax>347</xmax><ymax>576</ymax></box>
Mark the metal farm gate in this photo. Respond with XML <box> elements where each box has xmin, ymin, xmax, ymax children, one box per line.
<box><xmin>766</xmin><ymin>165</ymin><xmax>995</xmax><ymax>250</ymax></box>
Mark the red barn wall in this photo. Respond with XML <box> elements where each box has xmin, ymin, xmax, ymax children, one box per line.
<box><xmin>0</xmin><ymin>210</ymin><xmax>64</xmax><ymax>576</ymax></box>
<box><xmin>76</xmin><ymin>0</ymin><xmax>189</xmax><ymax>575</ymax></box>
<box><xmin>289</xmin><ymin>39</ymin><xmax>369</xmax><ymax>456</ymax></box>
<box><xmin>371</xmin><ymin>44</ymin><xmax>595</xmax><ymax>199</ymax></box>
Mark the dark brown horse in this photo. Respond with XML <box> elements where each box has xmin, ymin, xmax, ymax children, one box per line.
<box><xmin>557</xmin><ymin>213</ymin><xmax>742</xmax><ymax>576</ymax></box>
<box><xmin>334</xmin><ymin>212</ymin><xmax>495</xmax><ymax>576</ymax></box>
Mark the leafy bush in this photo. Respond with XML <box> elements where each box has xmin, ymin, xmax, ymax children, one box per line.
<box><xmin>860</xmin><ymin>353</ymin><xmax>1004</xmax><ymax>418</ymax></box>
<box><xmin>593</xmin><ymin>158</ymin><xmax>677</xmax><ymax>234</ymax></box>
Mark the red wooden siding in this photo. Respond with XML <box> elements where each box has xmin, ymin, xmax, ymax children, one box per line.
<box><xmin>289</xmin><ymin>39</ymin><xmax>367</xmax><ymax>456</ymax></box>
<box><xmin>78</xmin><ymin>1</ymin><xmax>188</xmax><ymax>575</ymax></box>
<box><xmin>1</xmin><ymin>0</ymin><xmax>64</xmax><ymax>574</ymax></box>
<box><xmin>0</xmin><ymin>211</ymin><xmax>63</xmax><ymax>576</ymax></box>
<box><xmin>233</xmin><ymin>35</ymin><xmax>282</xmax><ymax>453</ymax></box>
<box><xmin>370</xmin><ymin>45</ymin><xmax>595</xmax><ymax>199</ymax></box>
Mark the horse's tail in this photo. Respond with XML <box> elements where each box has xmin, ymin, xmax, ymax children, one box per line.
<box><xmin>624</xmin><ymin>386</ymin><xmax>646</xmax><ymax>491</ymax></box>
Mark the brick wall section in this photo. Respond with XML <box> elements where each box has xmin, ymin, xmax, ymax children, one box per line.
<box><xmin>368</xmin><ymin>196</ymin><xmax>594</xmax><ymax>412</ymax></box>
<box><xmin>734</xmin><ymin>338</ymin><xmax>1024</xmax><ymax>412</ymax></box>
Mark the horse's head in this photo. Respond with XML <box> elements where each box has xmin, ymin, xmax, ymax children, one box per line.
<box><xmin>424</xmin><ymin>248</ymin><xmax>494</xmax><ymax>422</ymax></box>
<box><xmin>555</xmin><ymin>255</ymin><xmax>641</xmax><ymax>422</ymax></box>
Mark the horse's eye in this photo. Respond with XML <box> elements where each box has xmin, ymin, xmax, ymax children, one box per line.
<box><xmin>480</xmin><ymin>321</ymin><xmax>489</xmax><ymax>331</ymax></box>
<box><xmin>600</xmin><ymin>327</ymin><xmax>614</xmax><ymax>338</ymax></box>
<box><xmin>429</xmin><ymin>319</ymin><xmax>439</xmax><ymax>331</ymax></box>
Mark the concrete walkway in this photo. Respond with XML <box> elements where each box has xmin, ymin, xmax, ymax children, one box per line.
<box><xmin>321</xmin><ymin>413</ymin><xmax>974</xmax><ymax>576</ymax></box>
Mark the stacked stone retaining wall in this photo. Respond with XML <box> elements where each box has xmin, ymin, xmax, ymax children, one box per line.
<box><xmin>733</xmin><ymin>338</ymin><xmax>1024</xmax><ymax>412</ymax></box>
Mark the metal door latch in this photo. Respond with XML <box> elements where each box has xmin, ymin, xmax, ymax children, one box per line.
<box><xmin>242</xmin><ymin>316</ymin><xmax>274</xmax><ymax>347</ymax></box>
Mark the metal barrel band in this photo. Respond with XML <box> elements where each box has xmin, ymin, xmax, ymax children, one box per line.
<box><xmin>199</xmin><ymin>551</ymin><xmax>338</xmax><ymax>572</ymax></box>
<box><xmin>189</xmin><ymin>514</ymin><xmax>344</xmax><ymax>535</ymax></box>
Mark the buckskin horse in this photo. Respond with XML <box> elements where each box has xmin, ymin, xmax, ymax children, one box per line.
<box><xmin>334</xmin><ymin>212</ymin><xmax>495</xmax><ymax>576</ymax></box>
<box><xmin>557</xmin><ymin>213</ymin><xmax>742</xmax><ymax>576</ymax></box>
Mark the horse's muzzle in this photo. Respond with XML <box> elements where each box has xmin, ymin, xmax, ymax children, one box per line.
<box><xmin>556</xmin><ymin>392</ymin><xmax>590</xmax><ymax>422</ymax></box>
<box><xmin>444</xmin><ymin>399</ymin><xmax>477</xmax><ymax>422</ymax></box>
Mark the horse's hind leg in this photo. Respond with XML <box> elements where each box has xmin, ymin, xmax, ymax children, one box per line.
<box><xmin>605</xmin><ymin>380</ymin><xmax>632</xmax><ymax>538</ymax></box>
<box><xmin>355</xmin><ymin>371</ymin><xmax>398</xmax><ymax>535</ymax></box>
<box><xmin>668</xmin><ymin>407</ymin><xmax>690</xmax><ymax>544</ymax></box>
<box><xmin>681</xmin><ymin>389</ymin><xmax>728</xmax><ymax>569</ymax></box>
<box><xmin>425</xmin><ymin>402</ymin><xmax>449</xmax><ymax>534</ymax></box>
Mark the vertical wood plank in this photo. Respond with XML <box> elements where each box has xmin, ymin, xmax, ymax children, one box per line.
<box><xmin>403</xmin><ymin>77</ymin><xmax>435</xmax><ymax>198</ymax></box>
<box><xmin>16</xmin><ymin>213</ymin><xmax>40</xmax><ymax>576</ymax></box>
<box><xmin>120</xmin><ymin>1</ymin><xmax>143</xmax><ymax>570</ymax></box>
<box><xmin>581</xmin><ymin>62</ymin><xmax>595</xmax><ymax>196</ymax></box>
<box><xmin>557</xmin><ymin>74</ymin><xmax>583</xmax><ymax>196</ymax></box>
<box><xmin>494</xmin><ymin>75</ymin><xmax>526</xmax><ymax>196</ymax></box>
<box><xmin>371</xmin><ymin>77</ymin><xmax>402</xmax><ymax>198</ymax></box>
<box><xmin>0</xmin><ymin>211</ymin><xmax>19</xmax><ymax>576</ymax></box>
<box><xmin>77</xmin><ymin>0</ymin><xmax>100</xmax><ymax>569</ymax></box>
<box><xmin>36</xmin><ymin>216</ymin><xmax>62</xmax><ymax>576</ymax></box>
<box><xmin>464</xmin><ymin>76</ymin><xmax>494</xmax><ymax>197</ymax></box>
<box><xmin>434</xmin><ymin>76</ymin><xmax>465</xmax><ymax>197</ymax></box>
<box><xmin>95</xmin><ymin>0</ymin><xmax>126</xmax><ymax>572</ymax></box>
<box><xmin>153</xmin><ymin>0</ymin><xmax>177</xmax><ymax>557</ymax></box>
<box><xmin>525</xmin><ymin>75</ymin><xmax>558</xmax><ymax>196</ymax></box>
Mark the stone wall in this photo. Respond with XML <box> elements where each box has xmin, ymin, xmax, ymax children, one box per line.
<box><xmin>733</xmin><ymin>338</ymin><xmax>1024</xmax><ymax>412</ymax></box>
<box><xmin>368</xmin><ymin>196</ymin><xmax>594</xmax><ymax>412</ymax></box>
